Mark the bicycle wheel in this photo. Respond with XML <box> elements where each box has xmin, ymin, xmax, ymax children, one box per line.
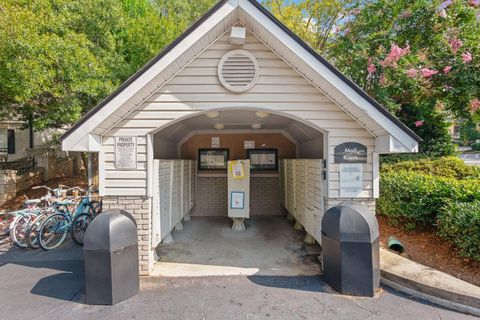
<box><xmin>39</xmin><ymin>213</ymin><xmax>68</xmax><ymax>250</ymax></box>
<box><xmin>10</xmin><ymin>214</ymin><xmax>35</xmax><ymax>249</ymax></box>
<box><xmin>71</xmin><ymin>213</ymin><xmax>93</xmax><ymax>246</ymax></box>
<box><xmin>27</xmin><ymin>213</ymin><xmax>48</xmax><ymax>249</ymax></box>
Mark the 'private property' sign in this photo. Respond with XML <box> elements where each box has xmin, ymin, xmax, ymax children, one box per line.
<box><xmin>115</xmin><ymin>136</ymin><xmax>137</xmax><ymax>169</ymax></box>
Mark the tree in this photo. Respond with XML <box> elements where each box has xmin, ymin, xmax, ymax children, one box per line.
<box><xmin>0</xmin><ymin>0</ymin><xmax>124</xmax><ymax>129</ymax></box>
<box><xmin>261</xmin><ymin>0</ymin><xmax>359</xmax><ymax>54</ymax></box>
<box><xmin>327</xmin><ymin>0</ymin><xmax>480</xmax><ymax>155</ymax></box>
<box><xmin>0</xmin><ymin>0</ymin><xmax>216</xmax><ymax>130</ymax></box>
<box><xmin>265</xmin><ymin>0</ymin><xmax>480</xmax><ymax>155</ymax></box>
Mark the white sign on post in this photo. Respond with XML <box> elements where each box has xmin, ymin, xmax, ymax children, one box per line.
<box><xmin>244</xmin><ymin>141</ymin><xmax>255</xmax><ymax>149</ymax></box>
<box><xmin>339</xmin><ymin>163</ymin><xmax>363</xmax><ymax>198</ymax></box>
<box><xmin>115</xmin><ymin>136</ymin><xmax>137</xmax><ymax>169</ymax></box>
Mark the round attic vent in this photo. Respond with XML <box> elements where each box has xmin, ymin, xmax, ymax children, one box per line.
<box><xmin>218</xmin><ymin>50</ymin><xmax>259</xmax><ymax>93</ymax></box>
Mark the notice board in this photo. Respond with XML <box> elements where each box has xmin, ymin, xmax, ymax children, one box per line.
<box><xmin>115</xmin><ymin>136</ymin><xmax>137</xmax><ymax>169</ymax></box>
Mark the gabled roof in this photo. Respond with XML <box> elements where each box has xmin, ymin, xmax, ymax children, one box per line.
<box><xmin>61</xmin><ymin>0</ymin><xmax>421</xmax><ymax>152</ymax></box>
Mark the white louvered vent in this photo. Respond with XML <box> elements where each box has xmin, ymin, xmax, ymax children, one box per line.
<box><xmin>218</xmin><ymin>50</ymin><xmax>259</xmax><ymax>93</ymax></box>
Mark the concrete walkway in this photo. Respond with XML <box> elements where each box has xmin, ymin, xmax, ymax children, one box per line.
<box><xmin>153</xmin><ymin>216</ymin><xmax>320</xmax><ymax>277</ymax></box>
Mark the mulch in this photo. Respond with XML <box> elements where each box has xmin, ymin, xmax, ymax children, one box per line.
<box><xmin>378</xmin><ymin>214</ymin><xmax>480</xmax><ymax>287</ymax></box>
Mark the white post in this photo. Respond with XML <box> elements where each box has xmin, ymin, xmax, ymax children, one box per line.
<box><xmin>87</xmin><ymin>153</ymin><xmax>93</xmax><ymax>187</ymax></box>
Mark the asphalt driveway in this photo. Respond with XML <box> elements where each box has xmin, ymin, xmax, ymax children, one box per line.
<box><xmin>0</xmin><ymin>240</ymin><xmax>476</xmax><ymax>320</ymax></box>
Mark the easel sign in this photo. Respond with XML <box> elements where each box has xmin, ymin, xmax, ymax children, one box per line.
<box><xmin>115</xmin><ymin>136</ymin><xmax>137</xmax><ymax>170</ymax></box>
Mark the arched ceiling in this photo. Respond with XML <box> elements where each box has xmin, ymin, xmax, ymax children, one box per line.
<box><xmin>154</xmin><ymin>110</ymin><xmax>323</xmax><ymax>144</ymax></box>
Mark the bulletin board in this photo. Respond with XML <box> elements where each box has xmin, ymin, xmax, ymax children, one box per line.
<box><xmin>198</xmin><ymin>149</ymin><xmax>229</xmax><ymax>170</ymax></box>
<box><xmin>246</xmin><ymin>149</ymin><xmax>278</xmax><ymax>171</ymax></box>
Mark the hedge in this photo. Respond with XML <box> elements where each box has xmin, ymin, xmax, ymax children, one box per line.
<box><xmin>438</xmin><ymin>201</ymin><xmax>480</xmax><ymax>261</ymax></box>
<box><xmin>377</xmin><ymin>171</ymin><xmax>480</xmax><ymax>228</ymax></box>
<box><xmin>381</xmin><ymin>156</ymin><xmax>480</xmax><ymax>180</ymax></box>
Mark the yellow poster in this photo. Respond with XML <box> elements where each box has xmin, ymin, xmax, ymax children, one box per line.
<box><xmin>229</xmin><ymin>160</ymin><xmax>245</xmax><ymax>180</ymax></box>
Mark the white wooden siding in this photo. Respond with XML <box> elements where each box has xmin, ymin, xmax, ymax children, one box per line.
<box><xmin>103</xmin><ymin>30</ymin><xmax>375</xmax><ymax>201</ymax></box>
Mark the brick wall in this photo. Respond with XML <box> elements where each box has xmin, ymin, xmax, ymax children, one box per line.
<box><xmin>191</xmin><ymin>175</ymin><xmax>283</xmax><ymax>217</ymax></box>
<box><xmin>36</xmin><ymin>155</ymin><xmax>74</xmax><ymax>180</ymax></box>
<box><xmin>250</xmin><ymin>176</ymin><xmax>283</xmax><ymax>216</ymax></box>
<box><xmin>55</xmin><ymin>157</ymin><xmax>74</xmax><ymax>177</ymax></box>
<box><xmin>15</xmin><ymin>168</ymin><xmax>44</xmax><ymax>192</ymax></box>
<box><xmin>102</xmin><ymin>196</ymin><xmax>153</xmax><ymax>276</ymax></box>
<box><xmin>0</xmin><ymin>170</ymin><xmax>17</xmax><ymax>205</ymax></box>
<box><xmin>192</xmin><ymin>176</ymin><xmax>228</xmax><ymax>216</ymax></box>
<box><xmin>0</xmin><ymin>168</ymin><xmax>44</xmax><ymax>206</ymax></box>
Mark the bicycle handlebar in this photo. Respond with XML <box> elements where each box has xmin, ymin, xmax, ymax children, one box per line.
<box><xmin>32</xmin><ymin>185</ymin><xmax>54</xmax><ymax>192</ymax></box>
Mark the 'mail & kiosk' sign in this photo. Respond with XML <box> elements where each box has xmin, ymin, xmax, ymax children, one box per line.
<box><xmin>334</xmin><ymin>142</ymin><xmax>367</xmax><ymax>164</ymax></box>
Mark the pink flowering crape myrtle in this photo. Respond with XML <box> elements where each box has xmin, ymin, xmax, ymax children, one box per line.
<box><xmin>420</xmin><ymin>68</ymin><xmax>439</xmax><ymax>78</ymax></box>
<box><xmin>462</xmin><ymin>52</ymin><xmax>473</xmax><ymax>63</ymax></box>
<box><xmin>380</xmin><ymin>44</ymin><xmax>410</xmax><ymax>68</ymax></box>
<box><xmin>406</xmin><ymin>68</ymin><xmax>418</xmax><ymax>78</ymax></box>
<box><xmin>470</xmin><ymin>99</ymin><xmax>480</xmax><ymax>112</ymax></box>
<box><xmin>414</xmin><ymin>120</ymin><xmax>425</xmax><ymax>127</ymax></box>
<box><xmin>449</xmin><ymin>38</ymin><xmax>463</xmax><ymax>54</ymax></box>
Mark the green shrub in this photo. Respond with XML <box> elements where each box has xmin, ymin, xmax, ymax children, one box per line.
<box><xmin>377</xmin><ymin>171</ymin><xmax>480</xmax><ymax>228</ymax></box>
<box><xmin>472</xmin><ymin>143</ymin><xmax>480</xmax><ymax>151</ymax></box>
<box><xmin>438</xmin><ymin>202</ymin><xmax>480</xmax><ymax>261</ymax></box>
<box><xmin>381</xmin><ymin>156</ymin><xmax>480</xmax><ymax>180</ymax></box>
<box><xmin>380</xmin><ymin>153</ymin><xmax>434</xmax><ymax>165</ymax></box>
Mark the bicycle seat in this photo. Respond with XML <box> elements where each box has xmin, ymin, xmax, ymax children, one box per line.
<box><xmin>24</xmin><ymin>199</ymin><xmax>41</xmax><ymax>206</ymax></box>
<box><xmin>56</xmin><ymin>200</ymin><xmax>75</xmax><ymax>206</ymax></box>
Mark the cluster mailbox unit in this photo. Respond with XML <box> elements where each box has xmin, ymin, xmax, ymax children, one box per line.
<box><xmin>280</xmin><ymin>159</ymin><xmax>325</xmax><ymax>243</ymax></box>
<box><xmin>152</xmin><ymin>160</ymin><xmax>196</xmax><ymax>244</ymax></box>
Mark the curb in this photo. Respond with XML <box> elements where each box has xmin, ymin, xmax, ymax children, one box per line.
<box><xmin>381</xmin><ymin>277</ymin><xmax>480</xmax><ymax>317</ymax></box>
<box><xmin>379</xmin><ymin>248</ymin><xmax>480</xmax><ymax>318</ymax></box>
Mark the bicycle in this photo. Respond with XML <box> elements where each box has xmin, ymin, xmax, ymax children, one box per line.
<box><xmin>26</xmin><ymin>186</ymin><xmax>68</xmax><ymax>249</ymax></box>
<box><xmin>38</xmin><ymin>185</ymin><xmax>99</xmax><ymax>250</ymax></box>
<box><xmin>9</xmin><ymin>208</ymin><xmax>43</xmax><ymax>248</ymax></box>
<box><xmin>9</xmin><ymin>186</ymin><xmax>65</xmax><ymax>249</ymax></box>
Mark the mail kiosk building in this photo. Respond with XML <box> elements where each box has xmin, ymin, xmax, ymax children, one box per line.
<box><xmin>61</xmin><ymin>0</ymin><xmax>419</xmax><ymax>275</ymax></box>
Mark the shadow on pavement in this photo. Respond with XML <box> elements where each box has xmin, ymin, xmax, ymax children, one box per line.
<box><xmin>0</xmin><ymin>240</ymin><xmax>85</xmax><ymax>303</ymax></box>
<box><xmin>247</xmin><ymin>274</ymin><xmax>334</xmax><ymax>293</ymax></box>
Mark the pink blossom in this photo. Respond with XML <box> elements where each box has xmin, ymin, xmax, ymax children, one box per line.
<box><xmin>443</xmin><ymin>66</ymin><xmax>452</xmax><ymax>74</ymax></box>
<box><xmin>343</xmin><ymin>27</ymin><xmax>351</xmax><ymax>35</ymax></box>
<box><xmin>462</xmin><ymin>52</ymin><xmax>473</xmax><ymax>63</ymax></box>
<box><xmin>438</xmin><ymin>9</ymin><xmax>447</xmax><ymax>18</ymax></box>
<box><xmin>380</xmin><ymin>44</ymin><xmax>410</xmax><ymax>68</ymax></box>
<box><xmin>414</xmin><ymin>120</ymin><xmax>425</xmax><ymax>127</ymax></box>
<box><xmin>449</xmin><ymin>38</ymin><xmax>463</xmax><ymax>54</ymax></box>
<box><xmin>406</xmin><ymin>68</ymin><xmax>418</xmax><ymax>78</ymax></box>
<box><xmin>367</xmin><ymin>57</ymin><xmax>376</xmax><ymax>75</ymax></box>
<box><xmin>420</xmin><ymin>68</ymin><xmax>439</xmax><ymax>78</ymax></box>
<box><xmin>470</xmin><ymin>99</ymin><xmax>480</xmax><ymax>112</ymax></box>
<box><xmin>469</xmin><ymin>0</ymin><xmax>480</xmax><ymax>7</ymax></box>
